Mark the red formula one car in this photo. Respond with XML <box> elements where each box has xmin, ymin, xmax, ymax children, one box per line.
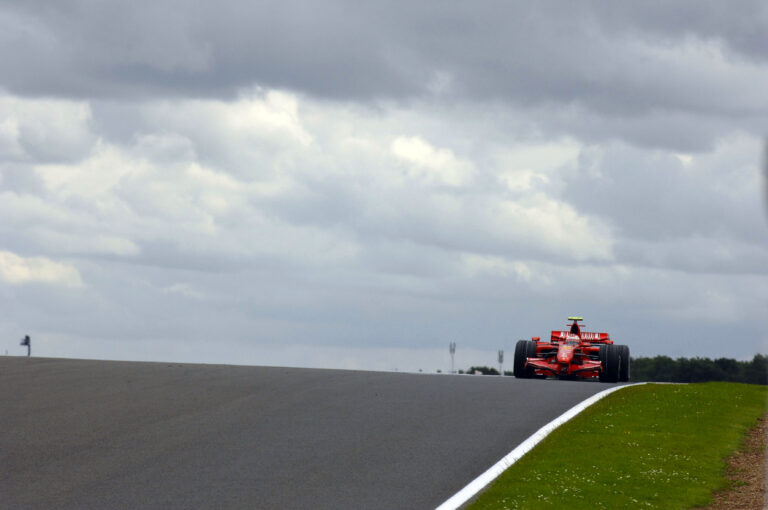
<box><xmin>514</xmin><ymin>317</ymin><xmax>630</xmax><ymax>382</ymax></box>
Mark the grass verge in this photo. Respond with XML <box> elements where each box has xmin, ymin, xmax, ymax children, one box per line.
<box><xmin>468</xmin><ymin>383</ymin><xmax>767</xmax><ymax>510</ymax></box>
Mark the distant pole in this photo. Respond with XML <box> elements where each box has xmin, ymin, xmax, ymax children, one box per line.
<box><xmin>20</xmin><ymin>335</ymin><xmax>31</xmax><ymax>357</ymax></box>
<box><xmin>449</xmin><ymin>342</ymin><xmax>456</xmax><ymax>374</ymax></box>
<box><xmin>498</xmin><ymin>349</ymin><xmax>504</xmax><ymax>376</ymax></box>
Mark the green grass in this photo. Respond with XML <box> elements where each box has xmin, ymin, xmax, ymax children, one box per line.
<box><xmin>468</xmin><ymin>383</ymin><xmax>767</xmax><ymax>510</ymax></box>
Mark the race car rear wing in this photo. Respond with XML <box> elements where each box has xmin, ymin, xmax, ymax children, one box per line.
<box><xmin>550</xmin><ymin>331</ymin><xmax>611</xmax><ymax>343</ymax></box>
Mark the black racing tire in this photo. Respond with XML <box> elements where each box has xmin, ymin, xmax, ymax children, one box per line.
<box><xmin>526</xmin><ymin>342</ymin><xmax>542</xmax><ymax>378</ymax></box>
<box><xmin>514</xmin><ymin>340</ymin><xmax>536</xmax><ymax>378</ymax></box>
<box><xmin>618</xmin><ymin>345</ymin><xmax>630</xmax><ymax>382</ymax></box>
<box><xmin>598</xmin><ymin>345</ymin><xmax>608</xmax><ymax>382</ymax></box>
<box><xmin>526</xmin><ymin>340</ymin><xmax>538</xmax><ymax>359</ymax></box>
<box><xmin>606</xmin><ymin>344</ymin><xmax>620</xmax><ymax>383</ymax></box>
<box><xmin>599</xmin><ymin>344</ymin><xmax>620</xmax><ymax>383</ymax></box>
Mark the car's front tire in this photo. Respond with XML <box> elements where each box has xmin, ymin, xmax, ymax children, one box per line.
<box><xmin>514</xmin><ymin>340</ymin><xmax>536</xmax><ymax>378</ymax></box>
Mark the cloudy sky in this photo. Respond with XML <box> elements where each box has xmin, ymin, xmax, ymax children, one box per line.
<box><xmin>1</xmin><ymin>1</ymin><xmax>766</xmax><ymax>371</ymax></box>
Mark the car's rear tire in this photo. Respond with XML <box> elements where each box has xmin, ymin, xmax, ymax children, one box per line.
<box><xmin>599</xmin><ymin>344</ymin><xmax>620</xmax><ymax>383</ymax></box>
<box><xmin>618</xmin><ymin>345</ymin><xmax>630</xmax><ymax>382</ymax></box>
<box><xmin>514</xmin><ymin>340</ymin><xmax>536</xmax><ymax>378</ymax></box>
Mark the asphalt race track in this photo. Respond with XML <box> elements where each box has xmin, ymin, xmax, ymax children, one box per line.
<box><xmin>1</xmin><ymin>357</ymin><xmax>619</xmax><ymax>509</ymax></box>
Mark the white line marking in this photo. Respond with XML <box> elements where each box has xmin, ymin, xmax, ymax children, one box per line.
<box><xmin>435</xmin><ymin>383</ymin><xmax>647</xmax><ymax>510</ymax></box>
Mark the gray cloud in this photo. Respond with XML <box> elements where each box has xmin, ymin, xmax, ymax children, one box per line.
<box><xmin>3</xmin><ymin>1</ymin><xmax>767</xmax><ymax>155</ymax></box>
<box><xmin>3</xmin><ymin>3</ymin><xmax>766</xmax><ymax>108</ymax></box>
<box><xmin>561</xmin><ymin>139</ymin><xmax>768</xmax><ymax>273</ymax></box>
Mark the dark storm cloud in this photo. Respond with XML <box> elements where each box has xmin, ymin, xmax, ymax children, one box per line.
<box><xmin>0</xmin><ymin>0</ymin><xmax>418</xmax><ymax>99</ymax></box>
<box><xmin>593</xmin><ymin>1</ymin><xmax>768</xmax><ymax>63</ymax></box>
<box><xmin>3</xmin><ymin>1</ymin><xmax>767</xmax><ymax>116</ymax></box>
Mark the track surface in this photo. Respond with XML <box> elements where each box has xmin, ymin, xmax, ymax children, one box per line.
<box><xmin>1</xmin><ymin>357</ymin><xmax>617</xmax><ymax>509</ymax></box>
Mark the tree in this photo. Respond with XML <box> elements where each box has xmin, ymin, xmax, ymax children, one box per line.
<box><xmin>631</xmin><ymin>354</ymin><xmax>767</xmax><ymax>385</ymax></box>
<box><xmin>743</xmin><ymin>354</ymin><xmax>768</xmax><ymax>385</ymax></box>
<box><xmin>466</xmin><ymin>366</ymin><xmax>499</xmax><ymax>375</ymax></box>
<box><xmin>714</xmin><ymin>358</ymin><xmax>739</xmax><ymax>381</ymax></box>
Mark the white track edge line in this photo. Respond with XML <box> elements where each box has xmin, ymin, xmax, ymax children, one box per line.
<box><xmin>435</xmin><ymin>382</ymin><xmax>647</xmax><ymax>510</ymax></box>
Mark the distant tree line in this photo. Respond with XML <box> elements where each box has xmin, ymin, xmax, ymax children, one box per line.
<box><xmin>462</xmin><ymin>366</ymin><xmax>500</xmax><ymax>375</ymax></box>
<box><xmin>630</xmin><ymin>355</ymin><xmax>767</xmax><ymax>385</ymax></box>
<box><xmin>462</xmin><ymin>355</ymin><xmax>768</xmax><ymax>385</ymax></box>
